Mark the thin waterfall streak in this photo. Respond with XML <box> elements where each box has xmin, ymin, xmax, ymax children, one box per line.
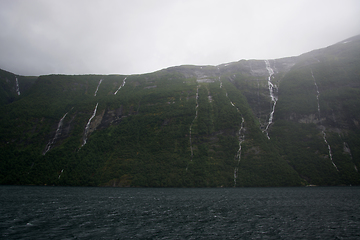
<box><xmin>217</xmin><ymin>67</ymin><xmax>222</xmax><ymax>88</ymax></box>
<box><xmin>225</xmin><ymin>90</ymin><xmax>239</xmax><ymax>113</ymax></box>
<box><xmin>234</xmin><ymin>117</ymin><xmax>245</xmax><ymax>187</ymax></box>
<box><xmin>82</xmin><ymin>103</ymin><xmax>98</xmax><ymax>147</ymax></box>
<box><xmin>58</xmin><ymin>169</ymin><xmax>64</xmax><ymax>179</ymax></box>
<box><xmin>94</xmin><ymin>79</ymin><xmax>103</xmax><ymax>96</ymax></box>
<box><xmin>224</xmin><ymin>87</ymin><xmax>245</xmax><ymax>186</ymax></box>
<box><xmin>43</xmin><ymin>112</ymin><xmax>68</xmax><ymax>155</ymax></box>
<box><xmin>272</xmin><ymin>59</ymin><xmax>278</xmax><ymax>74</ymax></box>
<box><xmin>322</xmin><ymin>130</ymin><xmax>338</xmax><ymax>171</ymax></box>
<box><xmin>234</xmin><ymin>167</ymin><xmax>238</xmax><ymax>186</ymax></box>
<box><xmin>312</xmin><ymin>70</ymin><xmax>338</xmax><ymax>171</ymax></box>
<box><xmin>114</xmin><ymin>77</ymin><xmax>127</xmax><ymax>95</ymax></box>
<box><xmin>343</xmin><ymin>142</ymin><xmax>354</xmax><ymax>165</ymax></box>
<box><xmin>15</xmin><ymin>77</ymin><xmax>20</xmax><ymax>95</ymax></box>
<box><xmin>187</xmin><ymin>86</ymin><xmax>199</xmax><ymax>171</ymax></box>
<box><xmin>263</xmin><ymin>60</ymin><xmax>278</xmax><ymax>139</ymax></box>
<box><xmin>311</xmin><ymin>70</ymin><xmax>321</xmax><ymax>119</ymax></box>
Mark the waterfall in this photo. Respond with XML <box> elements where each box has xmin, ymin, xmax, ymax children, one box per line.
<box><xmin>343</xmin><ymin>142</ymin><xmax>357</xmax><ymax>172</ymax></box>
<box><xmin>234</xmin><ymin>117</ymin><xmax>245</xmax><ymax>187</ymax></box>
<box><xmin>311</xmin><ymin>70</ymin><xmax>338</xmax><ymax>171</ymax></box>
<box><xmin>15</xmin><ymin>77</ymin><xmax>20</xmax><ymax>95</ymax></box>
<box><xmin>217</xmin><ymin>67</ymin><xmax>222</xmax><ymax>88</ymax></box>
<box><xmin>94</xmin><ymin>79</ymin><xmax>103</xmax><ymax>96</ymax></box>
<box><xmin>43</xmin><ymin>112</ymin><xmax>68</xmax><ymax>155</ymax></box>
<box><xmin>58</xmin><ymin>169</ymin><xmax>64</xmax><ymax>179</ymax></box>
<box><xmin>114</xmin><ymin>77</ymin><xmax>127</xmax><ymax>95</ymax></box>
<box><xmin>263</xmin><ymin>60</ymin><xmax>278</xmax><ymax>139</ymax></box>
<box><xmin>223</xmin><ymin>86</ymin><xmax>245</xmax><ymax>186</ymax></box>
<box><xmin>311</xmin><ymin>71</ymin><xmax>321</xmax><ymax>119</ymax></box>
<box><xmin>322</xmin><ymin>131</ymin><xmax>338</xmax><ymax>171</ymax></box>
<box><xmin>186</xmin><ymin>85</ymin><xmax>199</xmax><ymax>171</ymax></box>
<box><xmin>217</xmin><ymin>66</ymin><xmax>245</xmax><ymax>183</ymax></box>
<box><xmin>82</xmin><ymin>103</ymin><xmax>98</xmax><ymax>147</ymax></box>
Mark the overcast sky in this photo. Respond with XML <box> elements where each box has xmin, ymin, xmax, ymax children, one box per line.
<box><xmin>0</xmin><ymin>0</ymin><xmax>359</xmax><ymax>76</ymax></box>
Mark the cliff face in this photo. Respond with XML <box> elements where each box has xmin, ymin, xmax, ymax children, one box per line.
<box><xmin>1</xmin><ymin>36</ymin><xmax>359</xmax><ymax>187</ymax></box>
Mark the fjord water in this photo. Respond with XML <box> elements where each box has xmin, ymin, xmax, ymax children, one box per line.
<box><xmin>1</xmin><ymin>186</ymin><xmax>359</xmax><ymax>239</ymax></box>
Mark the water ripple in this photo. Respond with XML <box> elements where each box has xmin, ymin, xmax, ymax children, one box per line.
<box><xmin>1</xmin><ymin>186</ymin><xmax>360</xmax><ymax>239</ymax></box>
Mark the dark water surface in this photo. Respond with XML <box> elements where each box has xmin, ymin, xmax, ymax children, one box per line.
<box><xmin>1</xmin><ymin>186</ymin><xmax>359</xmax><ymax>239</ymax></box>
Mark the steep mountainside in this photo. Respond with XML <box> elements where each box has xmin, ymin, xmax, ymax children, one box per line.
<box><xmin>1</xmin><ymin>35</ymin><xmax>360</xmax><ymax>187</ymax></box>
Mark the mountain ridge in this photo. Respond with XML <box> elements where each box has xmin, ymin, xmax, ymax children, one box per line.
<box><xmin>1</xmin><ymin>35</ymin><xmax>359</xmax><ymax>187</ymax></box>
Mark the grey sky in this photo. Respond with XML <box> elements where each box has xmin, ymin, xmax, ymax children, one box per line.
<box><xmin>0</xmin><ymin>0</ymin><xmax>359</xmax><ymax>76</ymax></box>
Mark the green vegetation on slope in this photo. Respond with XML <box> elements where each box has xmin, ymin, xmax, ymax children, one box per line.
<box><xmin>1</xmin><ymin>36</ymin><xmax>360</xmax><ymax>187</ymax></box>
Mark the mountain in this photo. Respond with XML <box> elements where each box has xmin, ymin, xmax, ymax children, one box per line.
<box><xmin>1</xmin><ymin>35</ymin><xmax>360</xmax><ymax>187</ymax></box>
